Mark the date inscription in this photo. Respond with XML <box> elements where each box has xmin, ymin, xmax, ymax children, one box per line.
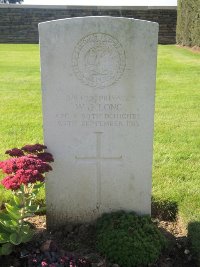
<box><xmin>55</xmin><ymin>94</ymin><xmax>139</xmax><ymax>128</ymax></box>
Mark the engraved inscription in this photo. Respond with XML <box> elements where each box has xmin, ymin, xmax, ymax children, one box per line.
<box><xmin>56</xmin><ymin>94</ymin><xmax>140</xmax><ymax>128</ymax></box>
<box><xmin>72</xmin><ymin>33</ymin><xmax>126</xmax><ymax>88</ymax></box>
<box><xmin>75</xmin><ymin>132</ymin><xmax>122</xmax><ymax>209</ymax></box>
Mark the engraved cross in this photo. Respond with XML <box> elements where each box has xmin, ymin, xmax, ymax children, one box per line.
<box><xmin>75</xmin><ymin>132</ymin><xmax>122</xmax><ymax>209</ymax></box>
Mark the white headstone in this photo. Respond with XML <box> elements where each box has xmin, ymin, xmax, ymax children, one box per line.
<box><xmin>39</xmin><ymin>16</ymin><xmax>159</xmax><ymax>228</ymax></box>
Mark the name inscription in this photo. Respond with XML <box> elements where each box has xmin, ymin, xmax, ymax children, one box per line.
<box><xmin>55</xmin><ymin>94</ymin><xmax>139</xmax><ymax>128</ymax></box>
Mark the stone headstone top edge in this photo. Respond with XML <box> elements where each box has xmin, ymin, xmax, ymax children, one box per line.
<box><xmin>38</xmin><ymin>16</ymin><xmax>159</xmax><ymax>30</ymax></box>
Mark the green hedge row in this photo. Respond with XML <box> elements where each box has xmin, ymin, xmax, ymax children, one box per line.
<box><xmin>176</xmin><ymin>0</ymin><xmax>200</xmax><ymax>47</ymax></box>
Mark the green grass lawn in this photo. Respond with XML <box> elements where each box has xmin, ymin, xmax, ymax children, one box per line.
<box><xmin>0</xmin><ymin>44</ymin><xmax>200</xmax><ymax>257</ymax></box>
<box><xmin>153</xmin><ymin>46</ymin><xmax>200</xmax><ymax>261</ymax></box>
<box><xmin>153</xmin><ymin>46</ymin><xmax>200</xmax><ymax>223</ymax></box>
<box><xmin>0</xmin><ymin>44</ymin><xmax>43</xmax><ymax>201</ymax></box>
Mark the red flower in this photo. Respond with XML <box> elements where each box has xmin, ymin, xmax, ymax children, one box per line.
<box><xmin>5</xmin><ymin>148</ymin><xmax>24</xmax><ymax>157</ymax></box>
<box><xmin>1</xmin><ymin>175</ymin><xmax>21</xmax><ymax>190</ymax></box>
<box><xmin>37</xmin><ymin>152</ymin><xmax>54</xmax><ymax>163</ymax></box>
<box><xmin>0</xmin><ymin>144</ymin><xmax>53</xmax><ymax>191</ymax></box>
<box><xmin>0</xmin><ymin>158</ymin><xmax>17</xmax><ymax>174</ymax></box>
<box><xmin>0</xmin><ymin>155</ymin><xmax>52</xmax><ymax>175</ymax></box>
<box><xmin>18</xmin><ymin>169</ymin><xmax>44</xmax><ymax>185</ymax></box>
<box><xmin>21</xmin><ymin>144</ymin><xmax>47</xmax><ymax>153</ymax></box>
<box><xmin>1</xmin><ymin>168</ymin><xmax>45</xmax><ymax>190</ymax></box>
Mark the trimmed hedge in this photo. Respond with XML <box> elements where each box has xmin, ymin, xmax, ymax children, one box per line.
<box><xmin>176</xmin><ymin>0</ymin><xmax>200</xmax><ymax>47</ymax></box>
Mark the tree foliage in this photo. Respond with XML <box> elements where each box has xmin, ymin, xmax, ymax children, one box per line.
<box><xmin>176</xmin><ymin>0</ymin><xmax>200</xmax><ymax>47</ymax></box>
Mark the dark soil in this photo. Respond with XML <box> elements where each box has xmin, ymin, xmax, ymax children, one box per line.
<box><xmin>0</xmin><ymin>214</ymin><xmax>197</xmax><ymax>267</ymax></box>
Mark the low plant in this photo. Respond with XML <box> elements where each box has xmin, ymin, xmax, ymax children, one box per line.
<box><xmin>28</xmin><ymin>247</ymin><xmax>91</xmax><ymax>267</ymax></box>
<box><xmin>96</xmin><ymin>211</ymin><xmax>167</xmax><ymax>267</ymax></box>
<box><xmin>0</xmin><ymin>144</ymin><xmax>54</xmax><ymax>255</ymax></box>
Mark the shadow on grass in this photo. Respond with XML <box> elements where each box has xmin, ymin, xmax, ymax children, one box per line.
<box><xmin>188</xmin><ymin>221</ymin><xmax>200</xmax><ymax>266</ymax></box>
<box><xmin>151</xmin><ymin>198</ymin><xmax>178</xmax><ymax>221</ymax></box>
<box><xmin>151</xmin><ymin>198</ymin><xmax>199</xmax><ymax>266</ymax></box>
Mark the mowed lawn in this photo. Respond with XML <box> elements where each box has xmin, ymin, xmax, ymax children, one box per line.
<box><xmin>0</xmin><ymin>44</ymin><xmax>43</xmax><ymax>201</ymax></box>
<box><xmin>154</xmin><ymin>46</ymin><xmax>200</xmax><ymax>224</ymax></box>
<box><xmin>0</xmin><ymin>44</ymin><xmax>200</xmax><ymax>226</ymax></box>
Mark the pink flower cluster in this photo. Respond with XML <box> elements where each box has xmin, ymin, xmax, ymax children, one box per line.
<box><xmin>0</xmin><ymin>144</ymin><xmax>54</xmax><ymax>191</ymax></box>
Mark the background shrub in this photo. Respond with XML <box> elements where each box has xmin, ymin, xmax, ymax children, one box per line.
<box><xmin>176</xmin><ymin>0</ymin><xmax>200</xmax><ymax>47</ymax></box>
<box><xmin>96</xmin><ymin>211</ymin><xmax>167</xmax><ymax>267</ymax></box>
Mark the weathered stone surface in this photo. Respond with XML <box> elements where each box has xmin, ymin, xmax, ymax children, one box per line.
<box><xmin>39</xmin><ymin>16</ymin><xmax>158</xmax><ymax>227</ymax></box>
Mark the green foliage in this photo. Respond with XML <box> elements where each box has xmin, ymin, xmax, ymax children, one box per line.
<box><xmin>0</xmin><ymin>144</ymin><xmax>53</xmax><ymax>255</ymax></box>
<box><xmin>96</xmin><ymin>211</ymin><xmax>167</xmax><ymax>267</ymax></box>
<box><xmin>0</xmin><ymin>188</ymin><xmax>36</xmax><ymax>255</ymax></box>
<box><xmin>0</xmin><ymin>211</ymin><xmax>34</xmax><ymax>255</ymax></box>
<box><xmin>177</xmin><ymin>0</ymin><xmax>200</xmax><ymax>47</ymax></box>
<box><xmin>0</xmin><ymin>183</ymin><xmax>45</xmax><ymax>255</ymax></box>
<box><xmin>0</xmin><ymin>243</ymin><xmax>13</xmax><ymax>256</ymax></box>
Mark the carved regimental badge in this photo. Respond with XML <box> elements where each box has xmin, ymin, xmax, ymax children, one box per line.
<box><xmin>72</xmin><ymin>33</ymin><xmax>126</xmax><ymax>88</ymax></box>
